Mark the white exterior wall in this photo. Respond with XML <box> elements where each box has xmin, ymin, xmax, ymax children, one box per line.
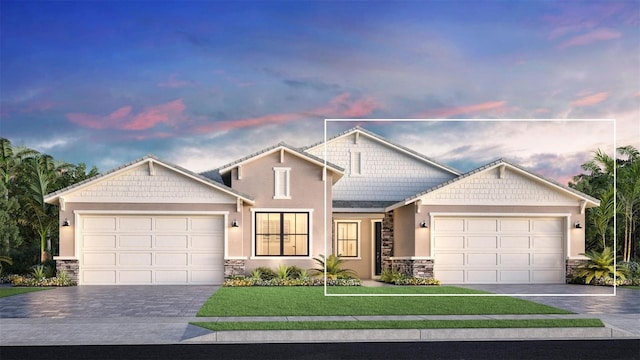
<box><xmin>64</xmin><ymin>163</ymin><xmax>237</xmax><ymax>204</ymax></box>
<box><xmin>306</xmin><ymin>133</ymin><xmax>455</xmax><ymax>201</ymax></box>
<box><xmin>422</xmin><ymin>167</ymin><xmax>578</xmax><ymax>205</ymax></box>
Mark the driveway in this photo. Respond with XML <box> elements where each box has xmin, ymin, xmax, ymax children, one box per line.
<box><xmin>0</xmin><ymin>285</ymin><xmax>218</xmax><ymax>318</ymax></box>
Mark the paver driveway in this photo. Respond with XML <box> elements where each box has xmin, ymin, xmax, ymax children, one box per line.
<box><xmin>0</xmin><ymin>285</ymin><xmax>218</xmax><ymax>318</ymax></box>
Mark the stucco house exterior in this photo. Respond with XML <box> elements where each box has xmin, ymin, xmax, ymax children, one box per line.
<box><xmin>45</xmin><ymin>127</ymin><xmax>599</xmax><ymax>285</ymax></box>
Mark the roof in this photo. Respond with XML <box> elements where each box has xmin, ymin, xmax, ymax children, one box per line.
<box><xmin>333</xmin><ymin>200</ymin><xmax>396</xmax><ymax>211</ymax></box>
<box><xmin>44</xmin><ymin>154</ymin><xmax>255</xmax><ymax>205</ymax></box>
<box><xmin>213</xmin><ymin>142</ymin><xmax>345</xmax><ymax>183</ymax></box>
<box><xmin>385</xmin><ymin>158</ymin><xmax>601</xmax><ymax>211</ymax></box>
<box><xmin>303</xmin><ymin>126</ymin><xmax>461</xmax><ymax>176</ymax></box>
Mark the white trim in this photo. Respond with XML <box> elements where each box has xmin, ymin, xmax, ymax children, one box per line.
<box><xmin>250</xmin><ymin>208</ymin><xmax>314</xmax><ymax>259</ymax></box>
<box><xmin>53</xmin><ymin>256</ymin><xmax>78</xmax><ymax>261</ymax></box>
<box><xmin>333</xmin><ymin>208</ymin><xmax>387</xmax><ymax>213</ymax></box>
<box><xmin>429</xmin><ymin>212</ymin><xmax>572</xmax><ymax>217</ymax></box>
<box><xmin>224</xmin><ymin>256</ymin><xmax>248</xmax><ymax>260</ymax></box>
<box><xmin>219</xmin><ymin>146</ymin><xmax>343</xmax><ymax>176</ymax></box>
<box><xmin>349</xmin><ymin>151</ymin><xmax>362</xmax><ymax>177</ymax></box>
<box><xmin>59</xmin><ymin>197</ymin><xmax>66</xmax><ymax>211</ymax></box>
<box><xmin>334</xmin><ymin>219</ymin><xmax>362</xmax><ymax>259</ymax></box>
<box><xmin>567</xmin><ymin>255</ymin><xmax>590</xmax><ymax>260</ymax></box>
<box><xmin>273</xmin><ymin>167</ymin><xmax>291</xmax><ymax>199</ymax></box>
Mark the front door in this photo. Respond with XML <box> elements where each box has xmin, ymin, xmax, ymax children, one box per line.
<box><xmin>374</xmin><ymin>221</ymin><xmax>382</xmax><ymax>276</ymax></box>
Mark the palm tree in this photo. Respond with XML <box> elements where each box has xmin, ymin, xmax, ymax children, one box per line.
<box><xmin>311</xmin><ymin>254</ymin><xmax>357</xmax><ymax>280</ymax></box>
<box><xmin>591</xmin><ymin>186</ymin><xmax>615</xmax><ymax>250</ymax></box>
<box><xmin>617</xmin><ymin>158</ymin><xmax>640</xmax><ymax>262</ymax></box>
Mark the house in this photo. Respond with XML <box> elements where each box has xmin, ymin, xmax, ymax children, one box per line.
<box><xmin>45</xmin><ymin>127</ymin><xmax>599</xmax><ymax>285</ymax></box>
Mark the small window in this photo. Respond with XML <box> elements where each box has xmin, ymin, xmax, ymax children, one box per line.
<box><xmin>273</xmin><ymin>167</ymin><xmax>290</xmax><ymax>199</ymax></box>
<box><xmin>336</xmin><ymin>221</ymin><xmax>359</xmax><ymax>257</ymax></box>
<box><xmin>351</xmin><ymin>152</ymin><xmax>361</xmax><ymax>176</ymax></box>
<box><xmin>255</xmin><ymin>212</ymin><xmax>309</xmax><ymax>256</ymax></box>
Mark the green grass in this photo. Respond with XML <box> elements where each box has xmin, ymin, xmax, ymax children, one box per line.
<box><xmin>197</xmin><ymin>287</ymin><xmax>573</xmax><ymax>317</ymax></box>
<box><xmin>621</xmin><ymin>286</ymin><xmax>640</xmax><ymax>290</ymax></box>
<box><xmin>0</xmin><ymin>287</ymin><xmax>52</xmax><ymax>298</ymax></box>
<box><xmin>193</xmin><ymin>319</ymin><xmax>604</xmax><ymax>331</ymax></box>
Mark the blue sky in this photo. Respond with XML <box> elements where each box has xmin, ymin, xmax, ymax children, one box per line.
<box><xmin>1</xmin><ymin>1</ymin><xmax>638</xmax><ymax>185</ymax></box>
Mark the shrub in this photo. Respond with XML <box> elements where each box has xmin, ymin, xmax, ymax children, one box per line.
<box><xmin>253</xmin><ymin>267</ymin><xmax>277</xmax><ymax>281</ymax></box>
<box><xmin>223</xmin><ymin>277</ymin><xmax>361</xmax><ymax>287</ymax></box>
<box><xmin>379</xmin><ymin>269</ymin><xmax>440</xmax><ymax>286</ymax></box>
<box><xmin>275</xmin><ymin>265</ymin><xmax>291</xmax><ymax>280</ymax></box>
<box><xmin>311</xmin><ymin>254</ymin><xmax>358</xmax><ymax>280</ymax></box>
<box><xmin>10</xmin><ymin>272</ymin><xmax>75</xmax><ymax>287</ymax></box>
<box><xmin>32</xmin><ymin>265</ymin><xmax>46</xmax><ymax>281</ymax></box>
<box><xmin>572</xmin><ymin>248</ymin><xmax>629</xmax><ymax>285</ymax></box>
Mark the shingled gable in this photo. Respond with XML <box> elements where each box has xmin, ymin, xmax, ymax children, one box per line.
<box><xmin>214</xmin><ymin>142</ymin><xmax>345</xmax><ymax>184</ymax></box>
<box><xmin>44</xmin><ymin>154</ymin><xmax>255</xmax><ymax>205</ymax></box>
<box><xmin>303</xmin><ymin>126</ymin><xmax>461</xmax><ymax>176</ymax></box>
<box><xmin>385</xmin><ymin>158</ymin><xmax>600</xmax><ymax>211</ymax></box>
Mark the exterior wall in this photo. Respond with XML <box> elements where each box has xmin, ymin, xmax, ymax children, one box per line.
<box><xmin>390</xmin><ymin>258</ymin><xmax>434</xmax><ymax>279</ymax></box>
<box><xmin>392</xmin><ymin>205</ymin><xmax>416</xmax><ymax>257</ymax></box>
<box><xmin>56</xmin><ymin>202</ymin><xmax>240</xmax><ymax>259</ymax></box>
<box><xmin>227</xmin><ymin>151</ymin><xmax>332</xmax><ymax>274</ymax></box>
<box><xmin>332</xmin><ymin>213</ymin><xmax>384</xmax><ymax>279</ymax></box>
<box><xmin>381</xmin><ymin>212</ymin><xmax>394</xmax><ymax>272</ymax></box>
<box><xmin>55</xmin><ymin>258</ymin><xmax>79</xmax><ymax>283</ymax></box>
<box><xmin>306</xmin><ymin>133</ymin><xmax>455</xmax><ymax>201</ymax></box>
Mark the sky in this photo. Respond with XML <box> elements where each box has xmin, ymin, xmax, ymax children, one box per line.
<box><xmin>1</xmin><ymin>1</ymin><xmax>638</xmax><ymax>186</ymax></box>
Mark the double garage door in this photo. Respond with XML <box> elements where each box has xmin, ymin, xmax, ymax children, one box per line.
<box><xmin>433</xmin><ymin>217</ymin><xmax>565</xmax><ymax>284</ymax></box>
<box><xmin>79</xmin><ymin>214</ymin><xmax>224</xmax><ymax>285</ymax></box>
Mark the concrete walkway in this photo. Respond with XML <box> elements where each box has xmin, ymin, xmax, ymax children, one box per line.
<box><xmin>0</xmin><ymin>284</ymin><xmax>638</xmax><ymax>345</ymax></box>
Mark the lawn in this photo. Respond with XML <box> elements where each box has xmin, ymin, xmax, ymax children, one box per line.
<box><xmin>197</xmin><ymin>286</ymin><xmax>573</xmax><ymax>317</ymax></box>
<box><xmin>0</xmin><ymin>287</ymin><xmax>52</xmax><ymax>298</ymax></box>
<box><xmin>193</xmin><ymin>318</ymin><xmax>604</xmax><ymax>331</ymax></box>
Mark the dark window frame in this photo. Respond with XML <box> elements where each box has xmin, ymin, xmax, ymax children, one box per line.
<box><xmin>255</xmin><ymin>211</ymin><xmax>309</xmax><ymax>256</ymax></box>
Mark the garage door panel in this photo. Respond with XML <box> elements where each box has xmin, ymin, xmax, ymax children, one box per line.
<box><xmin>434</xmin><ymin>236</ymin><xmax>464</xmax><ymax>249</ymax></box>
<box><xmin>436</xmin><ymin>253</ymin><xmax>464</xmax><ymax>266</ymax></box>
<box><xmin>119</xmin><ymin>217</ymin><xmax>153</xmax><ymax>231</ymax></box>
<box><xmin>156</xmin><ymin>217</ymin><xmax>189</xmax><ymax>232</ymax></box>
<box><xmin>156</xmin><ymin>235</ymin><xmax>188</xmax><ymax>248</ymax></box>
<box><xmin>500</xmin><ymin>236</ymin><xmax>530</xmax><ymax>249</ymax></box>
<box><xmin>467</xmin><ymin>270</ymin><xmax>497</xmax><ymax>283</ymax></box>
<box><xmin>500</xmin><ymin>219</ymin><xmax>530</xmax><ymax>232</ymax></box>
<box><xmin>500</xmin><ymin>253</ymin><xmax>530</xmax><ymax>265</ymax></box>
<box><xmin>80</xmin><ymin>214</ymin><xmax>225</xmax><ymax>285</ymax></box>
<box><xmin>83</xmin><ymin>235</ymin><xmax>116</xmax><ymax>249</ymax></box>
<box><xmin>433</xmin><ymin>217</ymin><xmax>564</xmax><ymax>284</ymax></box>
<box><xmin>156</xmin><ymin>253</ymin><xmax>188</xmax><ymax>266</ymax></box>
<box><xmin>119</xmin><ymin>235</ymin><xmax>152</xmax><ymax>248</ymax></box>
<box><xmin>532</xmin><ymin>253</ymin><xmax>562</xmax><ymax>266</ymax></box>
<box><xmin>119</xmin><ymin>253</ymin><xmax>152</xmax><ymax>266</ymax></box>
<box><xmin>83</xmin><ymin>216</ymin><xmax>117</xmax><ymax>231</ymax></box>
<box><xmin>83</xmin><ymin>270</ymin><xmax>116</xmax><ymax>284</ymax></box>
<box><xmin>467</xmin><ymin>253</ymin><xmax>497</xmax><ymax>266</ymax></box>
<box><xmin>119</xmin><ymin>270</ymin><xmax>152</xmax><ymax>284</ymax></box>
<box><xmin>532</xmin><ymin>219</ymin><xmax>562</xmax><ymax>232</ymax></box>
<box><xmin>467</xmin><ymin>219</ymin><xmax>498</xmax><ymax>232</ymax></box>
<box><xmin>500</xmin><ymin>270</ymin><xmax>530</xmax><ymax>283</ymax></box>
<box><xmin>84</xmin><ymin>253</ymin><xmax>116</xmax><ymax>266</ymax></box>
<box><xmin>156</xmin><ymin>270</ymin><xmax>188</xmax><ymax>284</ymax></box>
<box><xmin>467</xmin><ymin>236</ymin><xmax>497</xmax><ymax>249</ymax></box>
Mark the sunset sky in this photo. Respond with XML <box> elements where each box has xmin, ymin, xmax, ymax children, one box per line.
<box><xmin>1</xmin><ymin>1</ymin><xmax>638</xmax><ymax>186</ymax></box>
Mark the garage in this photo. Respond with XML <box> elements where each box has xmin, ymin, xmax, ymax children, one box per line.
<box><xmin>78</xmin><ymin>213</ymin><xmax>225</xmax><ymax>285</ymax></box>
<box><xmin>432</xmin><ymin>216</ymin><xmax>565</xmax><ymax>284</ymax></box>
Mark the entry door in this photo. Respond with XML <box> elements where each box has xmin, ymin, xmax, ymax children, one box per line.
<box><xmin>374</xmin><ymin>221</ymin><xmax>382</xmax><ymax>276</ymax></box>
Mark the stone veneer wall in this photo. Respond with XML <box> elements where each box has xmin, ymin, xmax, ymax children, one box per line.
<box><xmin>391</xmin><ymin>258</ymin><xmax>434</xmax><ymax>279</ymax></box>
<box><xmin>381</xmin><ymin>212</ymin><xmax>394</xmax><ymax>271</ymax></box>
<box><xmin>566</xmin><ymin>258</ymin><xmax>588</xmax><ymax>283</ymax></box>
<box><xmin>55</xmin><ymin>259</ymin><xmax>79</xmax><ymax>284</ymax></box>
<box><xmin>224</xmin><ymin>259</ymin><xmax>246</xmax><ymax>278</ymax></box>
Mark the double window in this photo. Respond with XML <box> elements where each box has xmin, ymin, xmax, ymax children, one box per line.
<box><xmin>335</xmin><ymin>221</ymin><xmax>359</xmax><ymax>257</ymax></box>
<box><xmin>255</xmin><ymin>212</ymin><xmax>309</xmax><ymax>256</ymax></box>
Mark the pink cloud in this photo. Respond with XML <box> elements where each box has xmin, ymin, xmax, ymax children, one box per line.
<box><xmin>67</xmin><ymin>99</ymin><xmax>186</xmax><ymax>131</ymax></box>
<box><xmin>571</xmin><ymin>92</ymin><xmax>609</xmax><ymax>107</ymax></box>
<box><xmin>195</xmin><ymin>93</ymin><xmax>381</xmax><ymax>133</ymax></box>
<box><xmin>559</xmin><ymin>28</ymin><xmax>621</xmax><ymax>48</ymax></box>
<box><xmin>418</xmin><ymin>101</ymin><xmax>507</xmax><ymax>118</ymax></box>
<box><xmin>157</xmin><ymin>74</ymin><xmax>194</xmax><ymax>88</ymax></box>
<box><xmin>534</xmin><ymin>108</ymin><xmax>551</xmax><ymax>114</ymax></box>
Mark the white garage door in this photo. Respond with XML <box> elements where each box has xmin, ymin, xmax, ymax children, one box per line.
<box><xmin>79</xmin><ymin>214</ymin><xmax>225</xmax><ymax>285</ymax></box>
<box><xmin>433</xmin><ymin>217</ymin><xmax>564</xmax><ymax>284</ymax></box>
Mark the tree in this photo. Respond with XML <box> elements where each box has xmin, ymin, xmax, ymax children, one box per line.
<box><xmin>591</xmin><ymin>186</ymin><xmax>615</xmax><ymax>250</ymax></box>
<box><xmin>618</xmin><ymin>159</ymin><xmax>640</xmax><ymax>262</ymax></box>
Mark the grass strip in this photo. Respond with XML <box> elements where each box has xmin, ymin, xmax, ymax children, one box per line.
<box><xmin>193</xmin><ymin>319</ymin><xmax>604</xmax><ymax>331</ymax></box>
<box><xmin>197</xmin><ymin>287</ymin><xmax>573</xmax><ymax>317</ymax></box>
<box><xmin>0</xmin><ymin>287</ymin><xmax>52</xmax><ymax>298</ymax></box>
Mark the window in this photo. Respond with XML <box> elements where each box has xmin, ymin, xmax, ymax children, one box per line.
<box><xmin>350</xmin><ymin>152</ymin><xmax>361</xmax><ymax>176</ymax></box>
<box><xmin>255</xmin><ymin>212</ymin><xmax>308</xmax><ymax>256</ymax></box>
<box><xmin>273</xmin><ymin>167</ymin><xmax>290</xmax><ymax>199</ymax></box>
<box><xmin>336</xmin><ymin>221</ymin><xmax>359</xmax><ymax>257</ymax></box>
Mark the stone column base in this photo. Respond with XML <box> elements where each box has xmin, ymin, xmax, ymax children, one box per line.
<box><xmin>566</xmin><ymin>258</ymin><xmax>589</xmax><ymax>283</ymax></box>
<box><xmin>224</xmin><ymin>259</ymin><xmax>246</xmax><ymax>278</ymax></box>
<box><xmin>390</xmin><ymin>257</ymin><xmax>435</xmax><ymax>279</ymax></box>
<box><xmin>54</xmin><ymin>258</ymin><xmax>79</xmax><ymax>284</ymax></box>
